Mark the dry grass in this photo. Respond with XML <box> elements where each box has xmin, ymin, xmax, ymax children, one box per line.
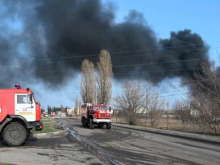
<box><xmin>74</xmin><ymin>114</ymin><xmax>217</xmax><ymax>135</ymax></box>
<box><xmin>111</xmin><ymin>115</ymin><xmax>215</xmax><ymax>135</ymax></box>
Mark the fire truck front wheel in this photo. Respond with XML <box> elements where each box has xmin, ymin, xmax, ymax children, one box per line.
<box><xmin>106</xmin><ymin>122</ymin><xmax>111</xmax><ymax>129</ymax></box>
<box><xmin>89</xmin><ymin>119</ymin><xmax>94</xmax><ymax>129</ymax></box>
<box><xmin>3</xmin><ymin>122</ymin><xmax>28</xmax><ymax>146</ymax></box>
<box><xmin>82</xmin><ymin>118</ymin><xmax>87</xmax><ymax>127</ymax></box>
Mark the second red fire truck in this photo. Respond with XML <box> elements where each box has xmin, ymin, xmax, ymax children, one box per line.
<box><xmin>81</xmin><ymin>103</ymin><xmax>112</xmax><ymax>129</ymax></box>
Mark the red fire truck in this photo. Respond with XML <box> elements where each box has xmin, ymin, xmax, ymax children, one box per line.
<box><xmin>81</xmin><ymin>103</ymin><xmax>112</xmax><ymax>129</ymax></box>
<box><xmin>0</xmin><ymin>85</ymin><xmax>43</xmax><ymax>146</ymax></box>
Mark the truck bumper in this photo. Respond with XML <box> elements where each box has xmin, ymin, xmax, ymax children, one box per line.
<box><xmin>93</xmin><ymin>118</ymin><xmax>111</xmax><ymax>123</ymax></box>
<box><xmin>35</xmin><ymin>122</ymin><xmax>43</xmax><ymax>131</ymax></box>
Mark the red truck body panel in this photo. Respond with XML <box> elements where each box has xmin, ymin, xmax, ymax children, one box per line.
<box><xmin>0</xmin><ymin>91</ymin><xmax>15</xmax><ymax>122</ymax></box>
<box><xmin>36</xmin><ymin>104</ymin><xmax>41</xmax><ymax>121</ymax></box>
<box><xmin>0</xmin><ymin>88</ymin><xmax>41</xmax><ymax>123</ymax></box>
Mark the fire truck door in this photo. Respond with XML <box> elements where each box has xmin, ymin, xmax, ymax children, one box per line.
<box><xmin>0</xmin><ymin>104</ymin><xmax>2</xmax><ymax>121</ymax></box>
<box><xmin>15</xmin><ymin>94</ymin><xmax>35</xmax><ymax>122</ymax></box>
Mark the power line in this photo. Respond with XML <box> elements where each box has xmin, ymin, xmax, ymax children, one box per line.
<box><xmin>35</xmin><ymin>43</ymin><xmax>220</xmax><ymax>61</ymax></box>
<box><xmin>1</xmin><ymin>46</ymin><xmax>218</xmax><ymax>67</ymax></box>
<box><xmin>115</xmin><ymin>67</ymin><xmax>200</xmax><ymax>75</ymax></box>
<box><xmin>40</xmin><ymin>47</ymin><xmax>213</xmax><ymax>62</ymax></box>
<box><xmin>35</xmin><ymin>67</ymin><xmax>200</xmax><ymax>74</ymax></box>
<box><xmin>2</xmin><ymin>47</ymin><xmax>215</xmax><ymax>67</ymax></box>
<box><xmin>32</xmin><ymin>85</ymin><xmax>189</xmax><ymax>97</ymax></box>
<box><xmin>34</xmin><ymin>58</ymin><xmax>203</xmax><ymax>73</ymax></box>
<box><xmin>16</xmin><ymin>46</ymin><xmax>210</xmax><ymax>67</ymax></box>
<box><xmin>113</xmin><ymin>59</ymin><xmax>204</xmax><ymax>68</ymax></box>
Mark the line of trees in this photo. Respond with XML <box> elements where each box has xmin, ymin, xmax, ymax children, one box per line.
<box><xmin>171</xmin><ymin>61</ymin><xmax>220</xmax><ymax>134</ymax></box>
<box><xmin>190</xmin><ymin>62</ymin><xmax>220</xmax><ymax>134</ymax></box>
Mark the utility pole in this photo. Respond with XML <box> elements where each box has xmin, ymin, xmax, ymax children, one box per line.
<box><xmin>73</xmin><ymin>92</ymin><xmax>78</xmax><ymax>115</ymax></box>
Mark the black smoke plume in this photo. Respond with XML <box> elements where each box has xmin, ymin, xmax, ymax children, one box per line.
<box><xmin>0</xmin><ymin>0</ymin><xmax>209</xmax><ymax>87</ymax></box>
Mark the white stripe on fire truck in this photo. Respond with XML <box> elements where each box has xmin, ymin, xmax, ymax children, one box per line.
<box><xmin>18</xmin><ymin>113</ymin><xmax>36</xmax><ymax>115</ymax></box>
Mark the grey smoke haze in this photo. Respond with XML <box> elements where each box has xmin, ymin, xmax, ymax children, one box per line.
<box><xmin>0</xmin><ymin>0</ymin><xmax>209</xmax><ymax>87</ymax></box>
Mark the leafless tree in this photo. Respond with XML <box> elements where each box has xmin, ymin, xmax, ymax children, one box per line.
<box><xmin>173</xmin><ymin>100</ymin><xmax>191</xmax><ymax>124</ymax></box>
<box><xmin>191</xmin><ymin>62</ymin><xmax>220</xmax><ymax>134</ymax></box>
<box><xmin>81</xmin><ymin>59</ymin><xmax>96</xmax><ymax>103</ymax></box>
<box><xmin>114</xmin><ymin>81</ymin><xmax>144</xmax><ymax>125</ymax></box>
<box><xmin>97</xmin><ymin>50</ymin><xmax>113</xmax><ymax>105</ymax></box>
<box><xmin>143</xmin><ymin>82</ymin><xmax>165</xmax><ymax>127</ymax></box>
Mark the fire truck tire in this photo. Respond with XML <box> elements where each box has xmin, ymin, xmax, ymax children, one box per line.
<box><xmin>106</xmin><ymin>123</ymin><xmax>111</xmax><ymax>129</ymax></box>
<box><xmin>3</xmin><ymin>122</ymin><xmax>28</xmax><ymax>146</ymax></box>
<box><xmin>89</xmin><ymin>119</ymin><xmax>94</xmax><ymax>129</ymax></box>
<box><xmin>82</xmin><ymin>118</ymin><xmax>87</xmax><ymax>127</ymax></box>
<box><xmin>26</xmin><ymin>129</ymin><xmax>31</xmax><ymax>140</ymax></box>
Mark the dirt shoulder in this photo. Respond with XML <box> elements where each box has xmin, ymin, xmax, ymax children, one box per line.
<box><xmin>113</xmin><ymin>123</ymin><xmax>220</xmax><ymax>144</ymax></box>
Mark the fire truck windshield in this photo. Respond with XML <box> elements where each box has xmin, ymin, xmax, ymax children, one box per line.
<box><xmin>92</xmin><ymin>106</ymin><xmax>100</xmax><ymax>110</ymax></box>
<box><xmin>92</xmin><ymin>106</ymin><xmax>107</xmax><ymax>110</ymax></box>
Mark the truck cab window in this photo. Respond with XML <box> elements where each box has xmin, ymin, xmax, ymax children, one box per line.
<box><xmin>92</xmin><ymin>106</ymin><xmax>100</xmax><ymax>110</ymax></box>
<box><xmin>17</xmin><ymin>95</ymin><xmax>27</xmax><ymax>104</ymax></box>
<box><xmin>27</xmin><ymin>94</ymin><xmax>33</xmax><ymax>104</ymax></box>
<box><xmin>101</xmin><ymin>107</ymin><xmax>107</xmax><ymax>110</ymax></box>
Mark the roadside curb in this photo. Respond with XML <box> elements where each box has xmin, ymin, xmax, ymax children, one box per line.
<box><xmin>31</xmin><ymin>130</ymin><xmax>67</xmax><ymax>138</ymax></box>
<box><xmin>113</xmin><ymin>123</ymin><xmax>220</xmax><ymax>145</ymax></box>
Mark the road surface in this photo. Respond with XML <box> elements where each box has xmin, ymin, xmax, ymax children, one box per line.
<box><xmin>0</xmin><ymin>131</ymin><xmax>105</xmax><ymax>165</ymax></box>
<box><xmin>55</xmin><ymin>117</ymin><xmax>220</xmax><ymax>165</ymax></box>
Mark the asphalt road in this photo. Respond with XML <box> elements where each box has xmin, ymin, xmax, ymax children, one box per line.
<box><xmin>0</xmin><ymin>131</ymin><xmax>105</xmax><ymax>165</ymax></box>
<box><xmin>55</xmin><ymin>117</ymin><xmax>220</xmax><ymax>165</ymax></box>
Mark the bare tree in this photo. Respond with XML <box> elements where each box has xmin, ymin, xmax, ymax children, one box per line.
<box><xmin>173</xmin><ymin>100</ymin><xmax>191</xmax><ymax>124</ymax></box>
<box><xmin>114</xmin><ymin>81</ymin><xmax>144</xmax><ymax>125</ymax></box>
<box><xmin>81</xmin><ymin>59</ymin><xmax>96</xmax><ymax>103</ymax></box>
<box><xmin>191</xmin><ymin>62</ymin><xmax>220</xmax><ymax>134</ymax></box>
<box><xmin>143</xmin><ymin>82</ymin><xmax>165</xmax><ymax>127</ymax></box>
<box><xmin>97</xmin><ymin>50</ymin><xmax>113</xmax><ymax>105</ymax></box>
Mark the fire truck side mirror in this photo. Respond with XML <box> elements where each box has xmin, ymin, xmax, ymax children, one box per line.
<box><xmin>29</xmin><ymin>94</ymin><xmax>33</xmax><ymax>104</ymax></box>
<box><xmin>108</xmin><ymin>107</ymin><xmax>113</xmax><ymax>114</ymax></box>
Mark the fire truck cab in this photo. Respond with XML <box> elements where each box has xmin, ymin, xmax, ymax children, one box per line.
<box><xmin>81</xmin><ymin>103</ymin><xmax>112</xmax><ymax>129</ymax></box>
<box><xmin>0</xmin><ymin>85</ymin><xmax>43</xmax><ymax>146</ymax></box>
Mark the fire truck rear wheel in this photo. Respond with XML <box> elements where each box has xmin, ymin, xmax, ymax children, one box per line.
<box><xmin>26</xmin><ymin>129</ymin><xmax>31</xmax><ymax>140</ymax></box>
<box><xmin>3</xmin><ymin>122</ymin><xmax>28</xmax><ymax>146</ymax></box>
<box><xmin>106</xmin><ymin>123</ymin><xmax>111</xmax><ymax>129</ymax></box>
<box><xmin>82</xmin><ymin>118</ymin><xmax>87</xmax><ymax>127</ymax></box>
<box><xmin>89</xmin><ymin>119</ymin><xmax>94</xmax><ymax>129</ymax></box>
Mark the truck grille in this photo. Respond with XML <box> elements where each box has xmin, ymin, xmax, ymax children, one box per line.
<box><xmin>100</xmin><ymin>113</ymin><xmax>106</xmax><ymax>118</ymax></box>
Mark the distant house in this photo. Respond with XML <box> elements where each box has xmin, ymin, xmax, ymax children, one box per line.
<box><xmin>190</xmin><ymin>109</ymin><xmax>199</xmax><ymax>117</ymax></box>
<box><xmin>67</xmin><ymin>108</ymin><xmax>74</xmax><ymax>116</ymax></box>
<box><xmin>162</xmin><ymin>115</ymin><xmax>174</xmax><ymax>118</ymax></box>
